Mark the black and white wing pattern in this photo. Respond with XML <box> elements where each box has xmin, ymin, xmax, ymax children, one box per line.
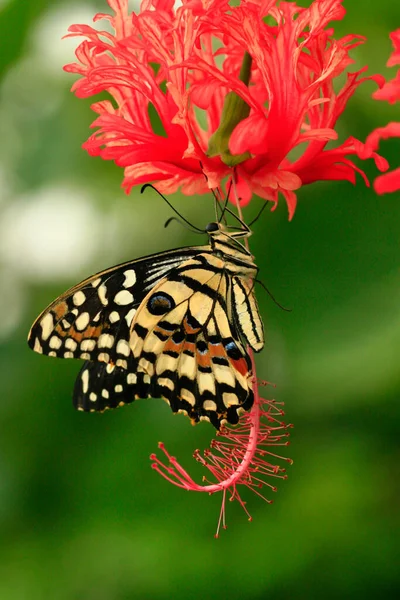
<box><xmin>28</xmin><ymin>247</ymin><xmax>201</xmax><ymax>367</ymax></box>
<box><xmin>72</xmin><ymin>252</ymin><xmax>262</xmax><ymax>428</ymax></box>
<box><xmin>28</xmin><ymin>221</ymin><xmax>264</xmax><ymax>429</ymax></box>
<box><xmin>73</xmin><ymin>359</ymin><xmax>144</xmax><ymax>412</ymax></box>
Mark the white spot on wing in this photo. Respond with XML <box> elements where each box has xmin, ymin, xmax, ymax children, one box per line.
<box><xmin>179</xmin><ymin>353</ymin><xmax>196</xmax><ymax>379</ymax></box>
<box><xmin>198</xmin><ymin>373</ymin><xmax>216</xmax><ymax>396</ymax></box>
<box><xmin>81</xmin><ymin>339</ymin><xmax>95</xmax><ymax>351</ymax></box>
<box><xmin>92</xmin><ymin>278</ymin><xmax>101</xmax><ymax>288</ymax></box>
<box><xmin>73</xmin><ymin>291</ymin><xmax>86</xmax><ymax>306</ymax></box>
<box><xmin>222</xmin><ymin>392</ymin><xmax>239</xmax><ymax>407</ymax></box>
<box><xmin>181</xmin><ymin>388</ymin><xmax>195</xmax><ymax>406</ymax></box>
<box><xmin>49</xmin><ymin>335</ymin><xmax>61</xmax><ymax>350</ymax></box>
<box><xmin>98</xmin><ymin>284</ymin><xmax>108</xmax><ymax>306</ymax></box>
<box><xmin>101</xmin><ymin>389</ymin><xmax>109</xmax><ymax>399</ymax></box>
<box><xmin>115</xmin><ymin>384</ymin><xmax>123</xmax><ymax>393</ymax></box>
<box><xmin>127</xmin><ymin>373</ymin><xmax>137</xmax><ymax>385</ymax></box>
<box><xmin>75</xmin><ymin>312</ymin><xmax>90</xmax><ymax>331</ymax></box>
<box><xmin>65</xmin><ymin>338</ymin><xmax>77</xmax><ymax>351</ymax></box>
<box><xmin>123</xmin><ymin>269</ymin><xmax>136</xmax><ymax>288</ymax></box>
<box><xmin>89</xmin><ymin>392</ymin><xmax>97</xmax><ymax>402</ymax></box>
<box><xmin>114</xmin><ymin>290</ymin><xmax>134</xmax><ymax>306</ymax></box>
<box><xmin>203</xmin><ymin>399</ymin><xmax>217</xmax><ymax>411</ymax></box>
<box><xmin>109</xmin><ymin>311</ymin><xmax>120</xmax><ymax>323</ymax></box>
<box><xmin>81</xmin><ymin>369</ymin><xmax>89</xmax><ymax>394</ymax></box>
<box><xmin>125</xmin><ymin>308</ymin><xmax>137</xmax><ymax>326</ymax></box>
<box><xmin>98</xmin><ymin>352</ymin><xmax>110</xmax><ymax>362</ymax></box>
<box><xmin>40</xmin><ymin>313</ymin><xmax>54</xmax><ymax>340</ymax></box>
<box><xmin>34</xmin><ymin>338</ymin><xmax>43</xmax><ymax>353</ymax></box>
<box><xmin>116</xmin><ymin>359</ymin><xmax>128</xmax><ymax>369</ymax></box>
<box><xmin>98</xmin><ymin>333</ymin><xmax>114</xmax><ymax>348</ymax></box>
<box><xmin>116</xmin><ymin>339</ymin><xmax>130</xmax><ymax>357</ymax></box>
<box><xmin>157</xmin><ymin>377</ymin><xmax>174</xmax><ymax>391</ymax></box>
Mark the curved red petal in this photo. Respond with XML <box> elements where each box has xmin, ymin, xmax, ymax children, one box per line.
<box><xmin>374</xmin><ymin>168</ymin><xmax>400</xmax><ymax>195</ymax></box>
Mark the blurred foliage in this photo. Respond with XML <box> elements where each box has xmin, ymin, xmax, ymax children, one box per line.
<box><xmin>0</xmin><ymin>0</ymin><xmax>399</xmax><ymax>599</ymax></box>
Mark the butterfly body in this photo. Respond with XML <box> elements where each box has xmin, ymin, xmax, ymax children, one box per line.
<box><xmin>28</xmin><ymin>223</ymin><xmax>264</xmax><ymax>429</ymax></box>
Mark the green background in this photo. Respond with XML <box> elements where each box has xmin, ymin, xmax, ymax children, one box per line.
<box><xmin>0</xmin><ymin>0</ymin><xmax>399</xmax><ymax>598</ymax></box>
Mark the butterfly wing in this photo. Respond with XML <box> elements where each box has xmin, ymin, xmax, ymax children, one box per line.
<box><xmin>231</xmin><ymin>276</ymin><xmax>264</xmax><ymax>352</ymax></box>
<box><xmin>29</xmin><ymin>247</ymin><xmax>258</xmax><ymax>429</ymax></box>
<box><xmin>73</xmin><ymin>359</ymin><xmax>153</xmax><ymax>412</ymax></box>
<box><xmin>28</xmin><ymin>247</ymin><xmax>202</xmax><ymax>368</ymax></box>
<box><xmin>127</xmin><ymin>255</ymin><xmax>254</xmax><ymax>428</ymax></box>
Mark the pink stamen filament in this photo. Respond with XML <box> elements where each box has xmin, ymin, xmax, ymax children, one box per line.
<box><xmin>150</xmin><ymin>350</ymin><xmax>292</xmax><ymax>536</ymax></box>
<box><xmin>151</xmin><ymin>349</ymin><xmax>260</xmax><ymax>492</ymax></box>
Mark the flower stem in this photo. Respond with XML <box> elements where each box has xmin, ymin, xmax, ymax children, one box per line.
<box><xmin>207</xmin><ymin>52</ymin><xmax>252</xmax><ymax>166</ymax></box>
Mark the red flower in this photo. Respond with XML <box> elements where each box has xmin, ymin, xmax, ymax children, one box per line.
<box><xmin>365</xmin><ymin>29</ymin><xmax>400</xmax><ymax>194</ymax></box>
<box><xmin>65</xmin><ymin>0</ymin><xmax>386</xmax><ymax>219</ymax></box>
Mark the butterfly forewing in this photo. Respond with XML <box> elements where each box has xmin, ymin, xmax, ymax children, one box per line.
<box><xmin>28</xmin><ymin>248</ymin><xmax>201</xmax><ymax>366</ymax></box>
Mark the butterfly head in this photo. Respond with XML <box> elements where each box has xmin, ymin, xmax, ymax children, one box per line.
<box><xmin>205</xmin><ymin>221</ymin><xmax>252</xmax><ymax>240</ymax></box>
<box><xmin>205</xmin><ymin>221</ymin><xmax>255</xmax><ymax>268</ymax></box>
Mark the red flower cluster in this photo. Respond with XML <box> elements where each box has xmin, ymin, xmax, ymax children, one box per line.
<box><xmin>65</xmin><ymin>0</ymin><xmax>386</xmax><ymax>219</ymax></box>
<box><xmin>365</xmin><ymin>29</ymin><xmax>400</xmax><ymax>194</ymax></box>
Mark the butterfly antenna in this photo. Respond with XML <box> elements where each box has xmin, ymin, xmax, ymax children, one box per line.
<box><xmin>255</xmin><ymin>279</ymin><xmax>292</xmax><ymax>312</ymax></box>
<box><xmin>164</xmin><ymin>216</ymin><xmax>205</xmax><ymax>235</ymax></box>
<box><xmin>210</xmin><ymin>181</ymin><xmax>248</xmax><ymax>231</ymax></box>
<box><xmin>216</xmin><ymin>180</ymin><xmax>233</xmax><ymax>225</ymax></box>
<box><xmin>141</xmin><ymin>184</ymin><xmax>205</xmax><ymax>233</ymax></box>
<box><xmin>210</xmin><ymin>188</ymin><xmax>220</xmax><ymax>222</ymax></box>
<box><xmin>221</xmin><ymin>205</ymin><xmax>251</xmax><ymax>233</ymax></box>
<box><xmin>210</xmin><ymin>189</ymin><xmax>228</xmax><ymax>225</ymax></box>
<box><xmin>249</xmin><ymin>201</ymin><xmax>270</xmax><ymax>227</ymax></box>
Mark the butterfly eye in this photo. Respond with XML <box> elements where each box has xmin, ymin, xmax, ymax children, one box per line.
<box><xmin>224</xmin><ymin>340</ymin><xmax>242</xmax><ymax>360</ymax></box>
<box><xmin>205</xmin><ymin>222</ymin><xmax>219</xmax><ymax>233</ymax></box>
<box><xmin>147</xmin><ymin>292</ymin><xmax>175</xmax><ymax>316</ymax></box>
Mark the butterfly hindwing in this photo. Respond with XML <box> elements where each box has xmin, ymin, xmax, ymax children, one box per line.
<box><xmin>73</xmin><ymin>359</ymin><xmax>152</xmax><ymax>412</ymax></box>
<box><xmin>128</xmin><ymin>254</ymin><xmax>254</xmax><ymax>427</ymax></box>
<box><xmin>232</xmin><ymin>276</ymin><xmax>264</xmax><ymax>351</ymax></box>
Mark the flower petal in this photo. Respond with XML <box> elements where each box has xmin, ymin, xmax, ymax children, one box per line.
<box><xmin>374</xmin><ymin>168</ymin><xmax>400</xmax><ymax>195</ymax></box>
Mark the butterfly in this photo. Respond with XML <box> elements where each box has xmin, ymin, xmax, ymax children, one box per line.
<box><xmin>28</xmin><ymin>218</ymin><xmax>264</xmax><ymax>429</ymax></box>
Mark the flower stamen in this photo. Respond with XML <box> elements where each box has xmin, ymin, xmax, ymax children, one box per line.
<box><xmin>150</xmin><ymin>349</ymin><xmax>293</xmax><ymax>536</ymax></box>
